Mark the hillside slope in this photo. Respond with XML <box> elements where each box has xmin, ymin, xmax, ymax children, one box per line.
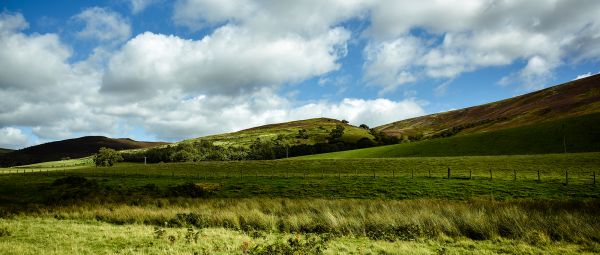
<box><xmin>0</xmin><ymin>136</ymin><xmax>168</xmax><ymax>166</ymax></box>
<box><xmin>377</xmin><ymin>74</ymin><xmax>600</xmax><ymax>138</ymax></box>
<box><xmin>180</xmin><ymin>117</ymin><xmax>374</xmax><ymax>147</ymax></box>
<box><xmin>0</xmin><ymin>148</ymin><xmax>13</xmax><ymax>154</ymax></box>
<box><xmin>299</xmin><ymin>112</ymin><xmax>600</xmax><ymax>159</ymax></box>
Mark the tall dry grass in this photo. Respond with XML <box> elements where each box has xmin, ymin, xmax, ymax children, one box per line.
<box><xmin>15</xmin><ymin>198</ymin><xmax>600</xmax><ymax>243</ymax></box>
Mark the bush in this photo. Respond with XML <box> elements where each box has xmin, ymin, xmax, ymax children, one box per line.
<box><xmin>93</xmin><ymin>147</ymin><xmax>123</xmax><ymax>167</ymax></box>
<box><xmin>166</xmin><ymin>183</ymin><xmax>216</xmax><ymax>198</ymax></box>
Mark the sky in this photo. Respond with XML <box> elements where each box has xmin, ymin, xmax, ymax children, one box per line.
<box><xmin>1</xmin><ymin>0</ymin><xmax>600</xmax><ymax>149</ymax></box>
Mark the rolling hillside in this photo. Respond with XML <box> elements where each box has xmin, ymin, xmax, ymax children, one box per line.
<box><xmin>377</xmin><ymin>74</ymin><xmax>600</xmax><ymax>139</ymax></box>
<box><xmin>0</xmin><ymin>148</ymin><xmax>13</xmax><ymax>154</ymax></box>
<box><xmin>179</xmin><ymin>117</ymin><xmax>374</xmax><ymax>147</ymax></box>
<box><xmin>0</xmin><ymin>136</ymin><xmax>168</xmax><ymax>167</ymax></box>
<box><xmin>299</xmin><ymin>112</ymin><xmax>600</xmax><ymax>159</ymax></box>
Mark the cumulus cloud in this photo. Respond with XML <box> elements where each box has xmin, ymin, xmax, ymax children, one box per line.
<box><xmin>0</xmin><ymin>127</ymin><xmax>29</xmax><ymax>149</ymax></box>
<box><xmin>72</xmin><ymin>7</ymin><xmax>131</xmax><ymax>43</ymax></box>
<box><xmin>173</xmin><ymin>0</ymin><xmax>370</xmax><ymax>35</ymax></box>
<box><xmin>363</xmin><ymin>0</ymin><xmax>600</xmax><ymax>93</ymax></box>
<box><xmin>129</xmin><ymin>0</ymin><xmax>159</xmax><ymax>14</ymax></box>
<box><xmin>101</xmin><ymin>26</ymin><xmax>350</xmax><ymax>98</ymax></box>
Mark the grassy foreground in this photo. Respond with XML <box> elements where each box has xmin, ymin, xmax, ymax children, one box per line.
<box><xmin>0</xmin><ymin>217</ymin><xmax>598</xmax><ymax>255</ymax></box>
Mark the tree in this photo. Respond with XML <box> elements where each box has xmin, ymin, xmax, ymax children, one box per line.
<box><xmin>93</xmin><ymin>147</ymin><xmax>123</xmax><ymax>167</ymax></box>
<box><xmin>341</xmin><ymin>119</ymin><xmax>349</xmax><ymax>124</ymax></box>
<box><xmin>359</xmin><ymin>124</ymin><xmax>369</xmax><ymax>129</ymax></box>
<box><xmin>296</xmin><ymin>129</ymin><xmax>309</xmax><ymax>139</ymax></box>
<box><xmin>328</xmin><ymin>125</ymin><xmax>345</xmax><ymax>142</ymax></box>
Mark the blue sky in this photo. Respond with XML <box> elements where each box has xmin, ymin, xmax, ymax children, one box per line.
<box><xmin>1</xmin><ymin>0</ymin><xmax>599</xmax><ymax>149</ymax></box>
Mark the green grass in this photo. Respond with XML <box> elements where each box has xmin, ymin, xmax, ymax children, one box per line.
<box><xmin>1</xmin><ymin>153</ymin><xmax>598</xmax><ymax>203</ymax></box>
<box><xmin>301</xmin><ymin>113</ymin><xmax>600</xmax><ymax>159</ymax></box>
<box><xmin>12</xmin><ymin>157</ymin><xmax>93</xmax><ymax>168</ymax></box>
<box><xmin>2</xmin><ymin>154</ymin><xmax>600</xmax><ymax>253</ymax></box>
<box><xmin>1</xmin><ymin>217</ymin><xmax>597</xmax><ymax>254</ymax></box>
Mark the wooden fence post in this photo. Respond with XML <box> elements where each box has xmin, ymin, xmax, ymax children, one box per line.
<box><xmin>447</xmin><ymin>167</ymin><xmax>451</xmax><ymax>179</ymax></box>
<box><xmin>594</xmin><ymin>171</ymin><xmax>596</xmax><ymax>185</ymax></box>
<box><xmin>411</xmin><ymin>169</ymin><xmax>414</xmax><ymax>179</ymax></box>
<box><xmin>537</xmin><ymin>170</ymin><xmax>540</xmax><ymax>182</ymax></box>
<box><xmin>392</xmin><ymin>169</ymin><xmax>395</xmax><ymax>178</ymax></box>
<box><xmin>565</xmin><ymin>170</ymin><xmax>568</xmax><ymax>185</ymax></box>
<box><xmin>428</xmin><ymin>169</ymin><xmax>431</xmax><ymax>178</ymax></box>
<box><xmin>469</xmin><ymin>169</ymin><xmax>472</xmax><ymax>180</ymax></box>
<box><xmin>373</xmin><ymin>169</ymin><xmax>376</xmax><ymax>178</ymax></box>
<box><xmin>489</xmin><ymin>169</ymin><xmax>492</xmax><ymax>180</ymax></box>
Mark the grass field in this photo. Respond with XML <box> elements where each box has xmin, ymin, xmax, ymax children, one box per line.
<box><xmin>301</xmin><ymin>113</ymin><xmax>600</xmax><ymax>159</ymax></box>
<box><xmin>1</xmin><ymin>153</ymin><xmax>599</xmax><ymax>203</ymax></box>
<box><xmin>1</xmin><ymin>153</ymin><xmax>599</xmax><ymax>254</ymax></box>
<box><xmin>2</xmin><ymin>217</ymin><xmax>597</xmax><ymax>255</ymax></box>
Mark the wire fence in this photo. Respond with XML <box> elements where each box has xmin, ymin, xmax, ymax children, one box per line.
<box><xmin>1</xmin><ymin>166</ymin><xmax>597</xmax><ymax>185</ymax></box>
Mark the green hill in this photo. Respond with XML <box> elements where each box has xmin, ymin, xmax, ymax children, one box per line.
<box><xmin>298</xmin><ymin>112</ymin><xmax>600</xmax><ymax>159</ymax></box>
<box><xmin>179</xmin><ymin>117</ymin><xmax>374</xmax><ymax>147</ymax></box>
<box><xmin>0</xmin><ymin>148</ymin><xmax>13</xmax><ymax>154</ymax></box>
<box><xmin>376</xmin><ymin>73</ymin><xmax>600</xmax><ymax>139</ymax></box>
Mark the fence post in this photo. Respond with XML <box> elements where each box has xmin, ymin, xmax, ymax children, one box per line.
<box><xmin>411</xmin><ymin>169</ymin><xmax>414</xmax><ymax>179</ymax></box>
<box><xmin>469</xmin><ymin>169</ymin><xmax>472</xmax><ymax>180</ymax></box>
<box><xmin>594</xmin><ymin>171</ymin><xmax>596</xmax><ymax>185</ymax></box>
<box><xmin>304</xmin><ymin>169</ymin><xmax>306</xmax><ymax>179</ymax></box>
<box><xmin>537</xmin><ymin>170</ymin><xmax>540</xmax><ymax>182</ymax></box>
<box><xmin>373</xmin><ymin>169</ymin><xmax>375</xmax><ymax>178</ymax></box>
<box><xmin>392</xmin><ymin>169</ymin><xmax>395</xmax><ymax>178</ymax></box>
<box><xmin>428</xmin><ymin>169</ymin><xmax>431</xmax><ymax>178</ymax></box>
<box><xmin>565</xmin><ymin>170</ymin><xmax>568</xmax><ymax>185</ymax></box>
<box><xmin>447</xmin><ymin>167</ymin><xmax>451</xmax><ymax>179</ymax></box>
<box><xmin>489</xmin><ymin>169</ymin><xmax>492</xmax><ymax>180</ymax></box>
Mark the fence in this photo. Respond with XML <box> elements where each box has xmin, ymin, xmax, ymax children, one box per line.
<box><xmin>1</xmin><ymin>166</ymin><xmax>597</xmax><ymax>185</ymax></box>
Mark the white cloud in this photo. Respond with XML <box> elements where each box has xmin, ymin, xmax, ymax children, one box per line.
<box><xmin>129</xmin><ymin>0</ymin><xmax>159</xmax><ymax>14</ymax></box>
<box><xmin>173</xmin><ymin>0</ymin><xmax>371</xmax><ymax>35</ymax></box>
<box><xmin>101</xmin><ymin>26</ymin><xmax>350</xmax><ymax>98</ymax></box>
<box><xmin>72</xmin><ymin>7</ymin><xmax>131</xmax><ymax>43</ymax></box>
<box><xmin>363</xmin><ymin>0</ymin><xmax>600</xmax><ymax>93</ymax></box>
<box><xmin>574</xmin><ymin>71</ymin><xmax>599</xmax><ymax>80</ymax></box>
<box><xmin>0</xmin><ymin>127</ymin><xmax>29</xmax><ymax>149</ymax></box>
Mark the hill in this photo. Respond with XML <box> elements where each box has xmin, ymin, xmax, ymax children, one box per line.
<box><xmin>376</xmin><ymin>74</ymin><xmax>600</xmax><ymax>139</ymax></box>
<box><xmin>180</xmin><ymin>117</ymin><xmax>374</xmax><ymax>147</ymax></box>
<box><xmin>0</xmin><ymin>136</ymin><xmax>168</xmax><ymax>167</ymax></box>
<box><xmin>0</xmin><ymin>148</ymin><xmax>13</xmax><ymax>154</ymax></box>
<box><xmin>298</xmin><ymin>112</ymin><xmax>600</xmax><ymax>159</ymax></box>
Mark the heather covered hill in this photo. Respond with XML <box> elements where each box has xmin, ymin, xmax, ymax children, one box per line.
<box><xmin>376</xmin><ymin>74</ymin><xmax>600</xmax><ymax>139</ymax></box>
<box><xmin>0</xmin><ymin>136</ymin><xmax>168</xmax><ymax>167</ymax></box>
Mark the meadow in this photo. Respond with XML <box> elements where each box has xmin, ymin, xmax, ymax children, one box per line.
<box><xmin>1</xmin><ymin>153</ymin><xmax>599</xmax><ymax>254</ymax></box>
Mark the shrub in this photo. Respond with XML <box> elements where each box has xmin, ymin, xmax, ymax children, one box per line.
<box><xmin>93</xmin><ymin>147</ymin><xmax>123</xmax><ymax>167</ymax></box>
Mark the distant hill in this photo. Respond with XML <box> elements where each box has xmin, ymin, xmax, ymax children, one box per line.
<box><xmin>0</xmin><ymin>136</ymin><xmax>168</xmax><ymax>167</ymax></box>
<box><xmin>376</xmin><ymin>74</ymin><xmax>600</xmax><ymax>139</ymax></box>
<box><xmin>0</xmin><ymin>148</ymin><xmax>13</xmax><ymax>154</ymax></box>
<box><xmin>180</xmin><ymin>117</ymin><xmax>374</xmax><ymax>147</ymax></box>
<box><xmin>299</xmin><ymin>112</ymin><xmax>600</xmax><ymax>159</ymax></box>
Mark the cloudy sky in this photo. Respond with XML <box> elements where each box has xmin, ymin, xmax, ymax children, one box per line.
<box><xmin>1</xmin><ymin>0</ymin><xmax>599</xmax><ymax>149</ymax></box>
